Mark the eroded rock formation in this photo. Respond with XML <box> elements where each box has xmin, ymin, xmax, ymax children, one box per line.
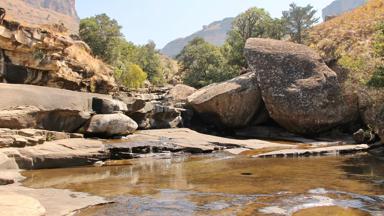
<box><xmin>0</xmin><ymin>20</ymin><xmax>116</xmax><ymax>93</ymax></box>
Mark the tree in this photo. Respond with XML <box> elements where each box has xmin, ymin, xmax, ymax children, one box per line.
<box><xmin>223</xmin><ymin>7</ymin><xmax>284</xmax><ymax>67</ymax></box>
<box><xmin>79</xmin><ymin>14</ymin><xmax>123</xmax><ymax>63</ymax></box>
<box><xmin>115</xmin><ymin>63</ymin><xmax>148</xmax><ymax>89</ymax></box>
<box><xmin>282</xmin><ymin>3</ymin><xmax>319</xmax><ymax>44</ymax></box>
<box><xmin>135</xmin><ymin>41</ymin><xmax>165</xmax><ymax>85</ymax></box>
<box><xmin>177</xmin><ymin>38</ymin><xmax>238</xmax><ymax>88</ymax></box>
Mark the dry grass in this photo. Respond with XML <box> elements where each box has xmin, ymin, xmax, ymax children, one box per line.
<box><xmin>0</xmin><ymin>0</ymin><xmax>78</xmax><ymax>34</ymax></box>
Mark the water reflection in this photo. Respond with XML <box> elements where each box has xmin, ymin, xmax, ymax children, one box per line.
<box><xmin>22</xmin><ymin>154</ymin><xmax>384</xmax><ymax>215</ymax></box>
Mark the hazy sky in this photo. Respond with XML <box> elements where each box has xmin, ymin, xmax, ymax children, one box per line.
<box><xmin>77</xmin><ymin>0</ymin><xmax>334</xmax><ymax>49</ymax></box>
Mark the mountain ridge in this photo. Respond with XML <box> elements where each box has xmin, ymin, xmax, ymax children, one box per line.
<box><xmin>161</xmin><ymin>17</ymin><xmax>234</xmax><ymax>57</ymax></box>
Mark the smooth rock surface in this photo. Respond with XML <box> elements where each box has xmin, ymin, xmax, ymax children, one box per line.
<box><xmin>85</xmin><ymin>113</ymin><xmax>138</xmax><ymax>136</ymax></box>
<box><xmin>0</xmin><ymin>138</ymin><xmax>107</xmax><ymax>169</ymax></box>
<box><xmin>245</xmin><ymin>38</ymin><xmax>358</xmax><ymax>134</ymax></box>
<box><xmin>0</xmin><ymin>192</ymin><xmax>46</xmax><ymax>216</ymax></box>
<box><xmin>187</xmin><ymin>72</ymin><xmax>262</xmax><ymax>128</ymax></box>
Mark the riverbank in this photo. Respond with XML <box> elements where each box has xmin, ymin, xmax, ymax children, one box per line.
<box><xmin>0</xmin><ymin>128</ymin><xmax>376</xmax><ymax>216</ymax></box>
<box><xmin>19</xmin><ymin>153</ymin><xmax>384</xmax><ymax>215</ymax></box>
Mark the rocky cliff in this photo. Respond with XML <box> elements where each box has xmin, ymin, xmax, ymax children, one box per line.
<box><xmin>0</xmin><ymin>19</ymin><xmax>116</xmax><ymax>93</ymax></box>
<box><xmin>0</xmin><ymin>0</ymin><xmax>79</xmax><ymax>33</ymax></box>
<box><xmin>161</xmin><ymin>17</ymin><xmax>234</xmax><ymax>57</ymax></box>
<box><xmin>322</xmin><ymin>0</ymin><xmax>366</xmax><ymax>20</ymax></box>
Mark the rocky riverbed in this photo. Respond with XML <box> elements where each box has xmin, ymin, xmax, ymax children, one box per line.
<box><xmin>0</xmin><ymin>19</ymin><xmax>383</xmax><ymax>216</ymax></box>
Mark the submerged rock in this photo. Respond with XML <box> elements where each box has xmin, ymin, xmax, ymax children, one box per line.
<box><xmin>187</xmin><ymin>72</ymin><xmax>262</xmax><ymax>128</ymax></box>
<box><xmin>245</xmin><ymin>38</ymin><xmax>358</xmax><ymax>135</ymax></box>
<box><xmin>84</xmin><ymin>113</ymin><xmax>138</xmax><ymax>137</ymax></box>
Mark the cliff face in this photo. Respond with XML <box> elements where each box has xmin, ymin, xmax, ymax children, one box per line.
<box><xmin>0</xmin><ymin>20</ymin><xmax>117</xmax><ymax>94</ymax></box>
<box><xmin>161</xmin><ymin>17</ymin><xmax>234</xmax><ymax>58</ymax></box>
<box><xmin>23</xmin><ymin>0</ymin><xmax>78</xmax><ymax>19</ymax></box>
<box><xmin>322</xmin><ymin>0</ymin><xmax>367</xmax><ymax>20</ymax></box>
<box><xmin>0</xmin><ymin>0</ymin><xmax>79</xmax><ymax>34</ymax></box>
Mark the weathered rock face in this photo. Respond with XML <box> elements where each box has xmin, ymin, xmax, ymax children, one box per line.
<box><xmin>84</xmin><ymin>113</ymin><xmax>138</xmax><ymax>137</ymax></box>
<box><xmin>245</xmin><ymin>38</ymin><xmax>358</xmax><ymax>135</ymax></box>
<box><xmin>0</xmin><ymin>21</ymin><xmax>117</xmax><ymax>93</ymax></box>
<box><xmin>187</xmin><ymin>72</ymin><xmax>262</xmax><ymax>128</ymax></box>
<box><xmin>115</xmin><ymin>85</ymin><xmax>194</xmax><ymax>129</ymax></box>
<box><xmin>358</xmin><ymin>92</ymin><xmax>384</xmax><ymax>143</ymax></box>
<box><xmin>0</xmin><ymin>128</ymin><xmax>83</xmax><ymax>148</ymax></box>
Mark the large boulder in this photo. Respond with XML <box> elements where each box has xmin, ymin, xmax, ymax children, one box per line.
<box><xmin>187</xmin><ymin>72</ymin><xmax>262</xmax><ymax>128</ymax></box>
<box><xmin>166</xmin><ymin>84</ymin><xmax>196</xmax><ymax>104</ymax></box>
<box><xmin>0</xmin><ymin>83</ymin><xmax>111</xmax><ymax>132</ymax></box>
<box><xmin>84</xmin><ymin>113</ymin><xmax>138</xmax><ymax>137</ymax></box>
<box><xmin>244</xmin><ymin>38</ymin><xmax>358</xmax><ymax>134</ymax></box>
<box><xmin>0</xmin><ymin>192</ymin><xmax>46</xmax><ymax>216</ymax></box>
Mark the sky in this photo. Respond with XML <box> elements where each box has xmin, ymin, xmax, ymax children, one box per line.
<box><xmin>76</xmin><ymin>0</ymin><xmax>335</xmax><ymax>49</ymax></box>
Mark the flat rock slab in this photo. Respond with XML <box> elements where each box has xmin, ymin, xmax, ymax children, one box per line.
<box><xmin>0</xmin><ymin>138</ymin><xmax>108</xmax><ymax>169</ymax></box>
<box><xmin>253</xmin><ymin>144</ymin><xmax>369</xmax><ymax>158</ymax></box>
<box><xmin>0</xmin><ymin>192</ymin><xmax>46</xmax><ymax>216</ymax></box>
<box><xmin>126</xmin><ymin>128</ymin><xmax>294</xmax><ymax>153</ymax></box>
<box><xmin>1</xmin><ymin>185</ymin><xmax>107</xmax><ymax>216</ymax></box>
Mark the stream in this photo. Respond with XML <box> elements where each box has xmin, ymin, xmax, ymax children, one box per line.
<box><xmin>22</xmin><ymin>153</ymin><xmax>384</xmax><ymax>215</ymax></box>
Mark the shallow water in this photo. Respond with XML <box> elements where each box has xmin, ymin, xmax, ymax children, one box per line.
<box><xmin>22</xmin><ymin>154</ymin><xmax>384</xmax><ymax>215</ymax></box>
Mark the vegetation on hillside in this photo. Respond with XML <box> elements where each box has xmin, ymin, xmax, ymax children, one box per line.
<box><xmin>177</xmin><ymin>3</ymin><xmax>319</xmax><ymax>88</ymax></box>
<box><xmin>79</xmin><ymin>14</ymin><xmax>177</xmax><ymax>89</ymax></box>
<box><xmin>308</xmin><ymin>0</ymin><xmax>384</xmax><ymax>89</ymax></box>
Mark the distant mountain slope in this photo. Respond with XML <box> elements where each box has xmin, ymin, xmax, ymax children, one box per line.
<box><xmin>161</xmin><ymin>17</ymin><xmax>234</xmax><ymax>57</ymax></box>
<box><xmin>322</xmin><ymin>0</ymin><xmax>367</xmax><ymax>20</ymax></box>
<box><xmin>0</xmin><ymin>0</ymin><xmax>79</xmax><ymax>33</ymax></box>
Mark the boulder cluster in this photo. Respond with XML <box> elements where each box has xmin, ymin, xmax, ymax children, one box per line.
<box><xmin>187</xmin><ymin>38</ymin><xmax>381</xmax><ymax>142</ymax></box>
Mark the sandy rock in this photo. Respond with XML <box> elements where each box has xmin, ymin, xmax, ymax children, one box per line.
<box><xmin>187</xmin><ymin>72</ymin><xmax>262</xmax><ymax>128</ymax></box>
<box><xmin>245</xmin><ymin>38</ymin><xmax>358</xmax><ymax>134</ymax></box>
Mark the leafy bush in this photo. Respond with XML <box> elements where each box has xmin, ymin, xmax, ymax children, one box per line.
<box><xmin>367</xmin><ymin>66</ymin><xmax>384</xmax><ymax>88</ymax></box>
<box><xmin>115</xmin><ymin>63</ymin><xmax>148</xmax><ymax>89</ymax></box>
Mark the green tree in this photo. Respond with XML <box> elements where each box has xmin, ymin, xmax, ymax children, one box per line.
<box><xmin>79</xmin><ymin>14</ymin><xmax>123</xmax><ymax>63</ymax></box>
<box><xmin>135</xmin><ymin>41</ymin><xmax>165</xmax><ymax>85</ymax></box>
<box><xmin>115</xmin><ymin>63</ymin><xmax>148</xmax><ymax>89</ymax></box>
<box><xmin>177</xmin><ymin>38</ymin><xmax>238</xmax><ymax>88</ymax></box>
<box><xmin>223</xmin><ymin>7</ymin><xmax>284</xmax><ymax>67</ymax></box>
<box><xmin>282</xmin><ymin>3</ymin><xmax>319</xmax><ymax>44</ymax></box>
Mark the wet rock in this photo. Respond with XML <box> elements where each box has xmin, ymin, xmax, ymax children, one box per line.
<box><xmin>85</xmin><ymin>113</ymin><xmax>138</xmax><ymax>137</ymax></box>
<box><xmin>253</xmin><ymin>144</ymin><xmax>369</xmax><ymax>158</ymax></box>
<box><xmin>244</xmin><ymin>38</ymin><xmax>358</xmax><ymax>135</ymax></box>
<box><xmin>0</xmin><ymin>192</ymin><xmax>46</xmax><ymax>216</ymax></box>
<box><xmin>187</xmin><ymin>72</ymin><xmax>262</xmax><ymax>128</ymax></box>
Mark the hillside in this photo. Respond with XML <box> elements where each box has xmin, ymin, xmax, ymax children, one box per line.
<box><xmin>161</xmin><ymin>17</ymin><xmax>234</xmax><ymax>57</ymax></box>
<box><xmin>0</xmin><ymin>0</ymin><xmax>79</xmax><ymax>34</ymax></box>
<box><xmin>322</xmin><ymin>0</ymin><xmax>367</xmax><ymax>20</ymax></box>
<box><xmin>308</xmin><ymin>0</ymin><xmax>384</xmax><ymax>70</ymax></box>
